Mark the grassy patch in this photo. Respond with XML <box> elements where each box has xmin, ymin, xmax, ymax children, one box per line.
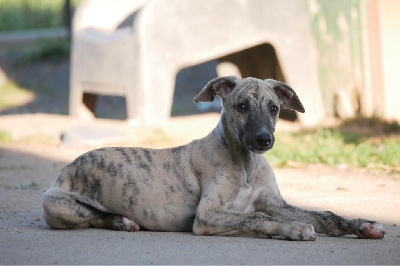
<box><xmin>20</xmin><ymin>182</ymin><xmax>39</xmax><ymax>190</ymax></box>
<box><xmin>265</xmin><ymin>117</ymin><xmax>400</xmax><ymax>170</ymax></box>
<box><xmin>18</xmin><ymin>38</ymin><xmax>70</xmax><ymax>63</ymax></box>
<box><xmin>0</xmin><ymin>131</ymin><xmax>59</xmax><ymax>146</ymax></box>
<box><xmin>135</xmin><ymin>128</ymin><xmax>174</xmax><ymax>148</ymax></box>
<box><xmin>0</xmin><ymin>130</ymin><xmax>12</xmax><ymax>143</ymax></box>
<box><xmin>0</xmin><ymin>81</ymin><xmax>34</xmax><ymax>111</ymax></box>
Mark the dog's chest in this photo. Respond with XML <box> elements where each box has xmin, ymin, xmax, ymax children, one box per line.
<box><xmin>224</xmin><ymin>184</ymin><xmax>260</xmax><ymax>213</ymax></box>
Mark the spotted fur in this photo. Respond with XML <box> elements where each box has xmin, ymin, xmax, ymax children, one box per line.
<box><xmin>42</xmin><ymin>76</ymin><xmax>385</xmax><ymax>240</ymax></box>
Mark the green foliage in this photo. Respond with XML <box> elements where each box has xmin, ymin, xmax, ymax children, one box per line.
<box><xmin>18</xmin><ymin>38</ymin><xmax>70</xmax><ymax>63</ymax></box>
<box><xmin>0</xmin><ymin>0</ymin><xmax>81</xmax><ymax>31</ymax></box>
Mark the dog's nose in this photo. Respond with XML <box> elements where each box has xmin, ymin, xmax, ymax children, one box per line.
<box><xmin>255</xmin><ymin>132</ymin><xmax>273</xmax><ymax>148</ymax></box>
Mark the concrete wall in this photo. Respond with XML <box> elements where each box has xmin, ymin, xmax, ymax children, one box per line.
<box><xmin>308</xmin><ymin>0</ymin><xmax>400</xmax><ymax>122</ymax></box>
<box><xmin>308</xmin><ymin>0</ymin><xmax>363</xmax><ymax>119</ymax></box>
<box><xmin>378</xmin><ymin>0</ymin><xmax>400</xmax><ymax>121</ymax></box>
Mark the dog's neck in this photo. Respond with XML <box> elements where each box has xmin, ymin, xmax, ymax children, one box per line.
<box><xmin>213</xmin><ymin>112</ymin><xmax>257</xmax><ymax>175</ymax></box>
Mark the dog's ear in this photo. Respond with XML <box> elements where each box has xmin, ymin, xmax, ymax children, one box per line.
<box><xmin>266</xmin><ymin>79</ymin><xmax>305</xmax><ymax>113</ymax></box>
<box><xmin>194</xmin><ymin>76</ymin><xmax>240</xmax><ymax>103</ymax></box>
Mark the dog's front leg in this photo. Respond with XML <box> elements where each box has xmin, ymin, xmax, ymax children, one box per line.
<box><xmin>193</xmin><ymin>200</ymin><xmax>316</xmax><ymax>241</ymax></box>
<box><xmin>254</xmin><ymin>191</ymin><xmax>385</xmax><ymax>239</ymax></box>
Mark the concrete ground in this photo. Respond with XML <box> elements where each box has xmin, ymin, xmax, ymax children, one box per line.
<box><xmin>1</xmin><ymin>114</ymin><xmax>400</xmax><ymax>265</ymax></box>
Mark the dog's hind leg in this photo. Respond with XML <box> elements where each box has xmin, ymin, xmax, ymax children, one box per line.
<box><xmin>42</xmin><ymin>188</ymin><xmax>107</xmax><ymax>229</ymax></box>
<box><xmin>42</xmin><ymin>188</ymin><xmax>140</xmax><ymax>231</ymax></box>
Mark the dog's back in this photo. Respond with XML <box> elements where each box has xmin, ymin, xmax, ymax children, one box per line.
<box><xmin>42</xmin><ymin>144</ymin><xmax>204</xmax><ymax>231</ymax></box>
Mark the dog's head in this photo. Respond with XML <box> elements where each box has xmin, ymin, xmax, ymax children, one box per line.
<box><xmin>194</xmin><ymin>76</ymin><xmax>305</xmax><ymax>154</ymax></box>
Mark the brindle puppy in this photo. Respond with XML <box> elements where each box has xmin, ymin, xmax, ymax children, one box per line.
<box><xmin>42</xmin><ymin>76</ymin><xmax>385</xmax><ymax>240</ymax></box>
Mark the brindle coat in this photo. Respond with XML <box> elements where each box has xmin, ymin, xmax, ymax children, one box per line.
<box><xmin>42</xmin><ymin>76</ymin><xmax>385</xmax><ymax>240</ymax></box>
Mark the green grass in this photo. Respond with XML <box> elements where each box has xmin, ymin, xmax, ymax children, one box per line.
<box><xmin>20</xmin><ymin>182</ymin><xmax>39</xmax><ymax>190</ymax></box>
<box><xmin>0</xmin><ymin>81</ymin><xmax>34</xmax><ymax>111</ymax></box>
<box><xmin>0</xmin><ymin>130</ymin><xmax>12</xmax><ymax>143</ymax></box>
<box><xmin>18</xmin><ymin>38</ymin><xmax>71</xmax><ymax>63</ymax></box>
<box><xmin>0</xmin><ymin>0</ymin><xmax>81</xmax><ymax>32</ymax></box>
<box><xmin>265</xmin><ymin>118</ymin><xmax>400</xmax><ymax>170</ymax></box>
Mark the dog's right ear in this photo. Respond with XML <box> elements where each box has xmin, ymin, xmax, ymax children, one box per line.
<box><xmin>193</xmin><ymin>76</ymin><xmax>240</xmax><ymax>103</ymax></box>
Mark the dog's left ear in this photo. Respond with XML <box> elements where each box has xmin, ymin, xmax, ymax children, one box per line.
<box><xmin>266</xmin><ymin>79</ymin><xmax>305</xmax><ymax>113</ymax></box>
<box><xmin>194</xmin><ymin>76</ymin><xmax>240</xmax><ymax>103</ymax></box>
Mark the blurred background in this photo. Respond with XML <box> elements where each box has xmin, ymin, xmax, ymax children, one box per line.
<box><xmin>0</xmin><ymin>0</ymin><xmax>399</xmax><ymax>170</ymax></box>
<box><xmin>1</xmin><ymin>3</ymin><xmax>399</xmax><ymax>256</ymax></box>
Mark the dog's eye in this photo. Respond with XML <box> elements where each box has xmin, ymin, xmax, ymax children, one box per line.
<box><xmin>236</xmin><ymin>103</ymin><xmax>248</xmax><ymax>112</ymax></box>
<box><xmin>270</xmin><ymin>105</ymin><xmax>279</xmax><ymax>114</ymax></box>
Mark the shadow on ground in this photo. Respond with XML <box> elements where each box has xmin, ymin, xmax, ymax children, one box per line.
<box><xmin>0</xmin><ymin>147</ymin><xmax>69</xmax><ymax>211</ymax></box>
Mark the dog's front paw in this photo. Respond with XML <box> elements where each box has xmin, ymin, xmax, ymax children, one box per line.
<box><xmin>282</xmin><ymin>221</ymin><xmax>317</xmax><ymax>241</ymax></box>
<box><xmin>111</xmin><ymin>216</ymin><xmax>141</xmax><ymax>232</ymax></box>
<box><xmin>352</xmin><ymin>219</ymin><xmax>385</xmax><ymax>239</ymax></box>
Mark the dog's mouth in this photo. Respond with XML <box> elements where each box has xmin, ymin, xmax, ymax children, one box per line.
<box><xmin>239</xmin><ymin>137</ymin><xmax>273</xmax><ymax>154</ymax></box>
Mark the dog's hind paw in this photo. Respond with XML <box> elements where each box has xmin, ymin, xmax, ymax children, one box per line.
<box><xmin>354</xmin><ymin>220</ymin><xmax>385</xmax><ymax>239</ymax></box>
<box><xmin>111</xmin><ymin>216</ymin><xmax>141</xmax><ymax>232</ymax></box>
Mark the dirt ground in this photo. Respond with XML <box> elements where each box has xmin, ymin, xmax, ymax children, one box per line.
<box><xmin>0</xmin><ymin>113</ymin><xmax>400</xmax><ymax>264</ymax></box>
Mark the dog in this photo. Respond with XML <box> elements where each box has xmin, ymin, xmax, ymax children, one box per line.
<box><xmin>42</xmin><ymin>76</ymin><xmax>385</xmax><ymax>240</ymax></box>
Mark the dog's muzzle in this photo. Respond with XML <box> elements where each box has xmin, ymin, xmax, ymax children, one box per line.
<box><xmin>241</xmin><ymin>132</ymin><xmax>274</xmax><ymax>154</ymax></box>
